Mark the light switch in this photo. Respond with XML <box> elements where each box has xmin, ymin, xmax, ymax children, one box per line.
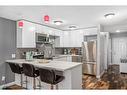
<box><xmin>2</xmin><ymin>76</ymin><xmax>5</xmax><ymax>81</ymax></box>
<box><xmin>12</xmin><ymin>54</ymin><xmax>16</xmax><ymax>58</ymax></box>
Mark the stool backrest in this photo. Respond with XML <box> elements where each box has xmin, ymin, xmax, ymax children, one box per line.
<box><xmin>8</xmin><ymin>63</ymin><xmax>22</xmax><ymax>74</ymax></box>
<box><xmin>22</xmin><ymin>63</ymin><xmax>36</xmax><ymax>77</ymax></box>
<box><xmin>39</xmin><ymin>68</ymin><xmax>56</xmax><ymax>84</ymax></box>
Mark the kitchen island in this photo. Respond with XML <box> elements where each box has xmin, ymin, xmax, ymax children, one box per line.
<box><xmin>53</xmin><ymin>54</ymin><xmax>82</xmax><ymax>62</ymax></box>
<box><xmin>6</xmin><ymin>59</ymin><xmax>82</xmax><ymax>89</ymax></box>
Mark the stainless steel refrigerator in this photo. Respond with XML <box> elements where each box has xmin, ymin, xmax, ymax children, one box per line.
<box><xmin>82</xmin><ymin>41</ymin><xmax>97</xmax><ymax>75</ymax></box>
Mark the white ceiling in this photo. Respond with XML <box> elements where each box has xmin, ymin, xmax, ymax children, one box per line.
<box><xmin>0</xmin><ymin>6</ymin><xmax>127</xmax><ymax>30</ymax></box>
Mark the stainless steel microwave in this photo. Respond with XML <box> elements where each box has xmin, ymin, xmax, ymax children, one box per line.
<box><xmin>36</xmin><ymin>33</ymin><xmax>50</xmax><ymax>43</ymax></box>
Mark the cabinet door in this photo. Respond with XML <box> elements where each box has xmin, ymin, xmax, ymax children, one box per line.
<box><xmin>36</xmin><ymin>24</ymin><xmax>43</xmax><ymax>33</ymax></box>
<box><xmin>43</xmin><ymin>26</ymin><xmax>55</xmax><ymax>35</ymax></box>
<box><xmin>74</xmin><ymin>30</ymin><xmax>84</xmax><ymax>47</ymax></box>
<box><xmin>54</xmin><ymin>29</ymin><xmax>61</xmax><ymax>36</ymax></box>
<box><xmin>67</xmin><ymin>56</ymin><xmax>72</xmax><ymax>62</ymax></box>
<box><xmin>70</xmin><ymin>31</ymin><xmax>76</xmax><ymax>47</ymax></box>
<box><xmin>63</xmin><ymin>31</ymin><xmax>70</xmax><ymax>47</ymax></box>
<box><xmin>59</xmin><ymin>31</ymin><xmax>64</xmax><ymax>47</ymax></box>
<box><xmin>69</xmin><ymin>30</ymin><xmax>83</xmax><ymax>47</ymax></box>
<box><xmin>83</xmin><ymin>28</ymin><xmax>97</xmax><ymax>36</ymax></box>
<box><xmin>22</xmin><ymin>21</ymin><xmax>36</xmax><ymax>48</ymax></box>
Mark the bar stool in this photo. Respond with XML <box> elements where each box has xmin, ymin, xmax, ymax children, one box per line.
<box><xmin>8</xmin><ymin>63</ymin><xmax>24</xmax><ymax>87</ymax></box>
<box><xmin>22</xmin><ymin>63</ymin><xmax>40</xmax><ymax>89</ymax></box>
<box><xmin>39</xmin><ymin>68</ymin><xmax>65</xmax><ymax>89</ymax></box>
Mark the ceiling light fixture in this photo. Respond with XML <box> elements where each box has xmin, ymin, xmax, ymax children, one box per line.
<box><xmin>54</xmin><ymin>20</ymin><xmax>63</xmax><ymax>25</ymax></box>
<box><xmin>69</xmin><ymin>25</ymin><xmax>77</xmax><ymax>30</ymax></box>
<box><xmin>116</xmin><ymin>30</ymin><xmax>120</xmax><ymax>32</ymax></box>
<box><xmin>104</xmin><ymin>13</ymin><xmax>115</xmax><ymax>19</ymax></box>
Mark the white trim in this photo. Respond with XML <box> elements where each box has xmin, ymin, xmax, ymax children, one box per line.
<box><xmin>96</xmin><ymin>70</ymin><xmax>105</xmax><ymax>79</ymax></box>
<box><xmin>100</xmin><ymin>70</ymin><xmax>105</xmax><ymax>77</ymax></box>
<box><xmin>96</xmin><ymin>24</ymin><xmax>101</xmax><ymax>79</ymax></box>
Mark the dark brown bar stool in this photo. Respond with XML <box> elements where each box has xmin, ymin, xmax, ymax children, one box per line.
<box><xmin>39</xmin><ymin>68</ymin><xmax>65</xmax><ymax>89</ymax></box>
<box><xmin>8</xmin><ymin>63</ymin><xmax>24</xmax><ymax>87</ymax></box>
<box><xmin>22</xmin><ymin>63</ymin><xmax>40</xmax><ymax>89</ymax></box>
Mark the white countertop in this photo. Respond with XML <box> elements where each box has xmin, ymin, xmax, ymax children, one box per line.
<box><xmin>6</xmin><ymin>59</ymin><xmax>82</xmax><ymax>71</ymax></box>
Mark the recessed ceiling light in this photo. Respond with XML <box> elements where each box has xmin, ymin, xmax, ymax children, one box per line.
<box><xmin>53</xmin><ymin>20</ymin><xmax>63</xmax><ymax>25</ymax></box>
<box><xmin>104</xmin><ymin>13</ymin><xmax>115</xmax><ymax>19</ymax></box>
<box><xmin>116</xmin><ymin>30</ymin><xmax>120</xmax><ymax>32</ymax></box>
<box><xmin>69</xmin><ymin>25</ymin><xmax>77</xmax><ymax>29</ymax></box>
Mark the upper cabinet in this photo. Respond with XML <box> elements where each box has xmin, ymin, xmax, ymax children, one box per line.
<box><xmin>63</xmin><ymin>31</ymin><xmax>71</xmax><ymax>47</ymax></box>
<box><xmin>62</xmin><ymin>30</ymin><xmax>84</xmax><ymax>47</ymax></box>
<box><xmin>17</xmin><ymin>20</ymin><xmax>63</xmax><ymax>48</ymax></box>
<box><xmin>70</xmin><ymin>30</ymin><xmax>84</xmax><ymax>47</ymax></box>
<box><xmin>17</xmin><ymin>20</ymin><xmax>98</xmax><ymax>48</ymax></box>
<box><xmin>62</xmin><ymin>28</ymin><xmax>98</xmax><ymax>47</ymax></box>
<box><xmin>17</xmin><ymin>20</ymin><xmax>36</xmax><ymax>48</ymax></box>
<box><xmin>83</xmin><ymin>28</ymin><xmax>98</xmax><ymax>36</ymax></box>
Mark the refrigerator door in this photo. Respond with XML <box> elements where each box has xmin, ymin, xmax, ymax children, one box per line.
<box><xmin>82</xmin><ymin>41</ymin><xmax>97</xmax><ymax>75</ymax></box>
<box><xmin>82</xmin><ymin>62</ymin><xmax>96</xmax><ymax>75</ymax></box>
<box><xmin>82</xmin><ymin>41</ymin><xmax>96</xmax><ymax>62</ymax></box>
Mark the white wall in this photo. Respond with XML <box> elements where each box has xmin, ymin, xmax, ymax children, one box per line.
<box><xmin>111</xmin><ymin>33</ymin><xmax>127</xmax><ymax>64</ymax></box>
<box><xmin>96</xmin><ymin>25</ymin><xmax>108</xmax><ymax>79</ymax></box>
<box><xmin>100</xmin><ymin>33</ymin><xmax>106</xmax><ymax>76</ymax></box>
<box><xmin>107</xmin><ymin>35</ymin><xmax>112</xmax><ymax>65</ymax></box>
<box><xmin>103</xmin><ymin>24</ymin><xmax>127</xmax><ymax>33</ymax></box>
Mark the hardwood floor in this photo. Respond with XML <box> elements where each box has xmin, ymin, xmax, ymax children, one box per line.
<box><xmin>82</xmin><ymin>64</ymin><xmax>127</xmax><ymax>89</ymax></box>
<box><xmin>2</xmin><ymin>84</ymin><xmax>25</xmax><ymax>90</ymax></box>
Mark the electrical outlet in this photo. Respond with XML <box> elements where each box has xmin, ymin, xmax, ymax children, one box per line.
<box><xmin>11</xmin><ymin>54</ymin><xmax>16</xmax><ymax>59</ymax></box>
<box><xmin>2</xmin><ymin>76</ymin><xmax>5</xmax><ymax>81</ymax></box>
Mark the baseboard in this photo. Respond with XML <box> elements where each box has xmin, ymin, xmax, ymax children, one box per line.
<box><xmin>100</xmin><ymin>70</ymin><xmax>105</xmax><ymax>77</ymax></box>
<box><xmin>96</xmin><ymin>70</ymin><xmax>105</xmax><ymax>79</ymax></box>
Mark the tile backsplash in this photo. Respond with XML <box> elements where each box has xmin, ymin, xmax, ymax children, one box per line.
<box><xmin>16</xmin><ymin>48</ymin><xmax>37</xmax><ymax>59</ymax></box>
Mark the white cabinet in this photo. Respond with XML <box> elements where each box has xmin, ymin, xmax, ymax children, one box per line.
<box><xmin>36</xmin><ymin>24</ymin><xmax>45</xmax><ymax>34</ymax></box>
<box><xmin>62</xmin><ymin>30</ymin><xmax>83</xmax><ymax>47</ymax></box>
<box><xmin>83</xmin><ymin>28</ymin><xmax>97</xmax><ymax>36</ymax></box>
<box><xmin>17</xmin><ymin>20</ymin><xmax>36</xmax><ymax>48</ymax></box>
<box><xmin>53</xmin><ymin>55</ymin><xmax>81</xmax><ymax>62</ymax></box>
<box><xmin>17</xmin><ymin>20</ymin><xmax>94</xmax><ymax>48</ymax></box>
<box><xmin>63</xmin><ymin>31</ymin><xmax>71</xmax><ymax>47</ymax></box>
<box><xmin>59</xmin><ymin>31</ymin><xmax>64</xmax><ymax>47</ymax></box>
<box><xmin>70</xmin><ymin>30</ymin><xmax>83</xmax><ymax>47</ymax></box>
<box><xmin>17</xmin><ymin>20</ymin><xmax>64</xmax><ymax>48</ymax></box>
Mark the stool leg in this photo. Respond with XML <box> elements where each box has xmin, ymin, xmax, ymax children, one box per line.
<box><xmin>26</xmin><ymin>76</ymin><xmax>28</xmax><ymax>89</ymax></box>
<box><xmin>51</xmin><ymin>84</ymin><xmax>54</xmax><ymax>89</ymax></box>
<box><xmin>56</xmin><ymin>84</ymin><xmax>58</xmax><ymax>89</ymax></box>
<box><xmin>36</xmin><ymin>77</ymin><xmax>41</xmax><ymax>89</ymax></box>
<box><xmin>20</xmin><ymin>74</ymin><xmax>23</xmax><ymax>87</ymax></box>
<box><xmin>33</xmin><ymin>77</ymin><xmax>36</xmax><ymax>89</ymax></box>
<box><xmin>39</xmin><ymin>79</ymin><xmax>41</xmax><ymax>89</ymax></box>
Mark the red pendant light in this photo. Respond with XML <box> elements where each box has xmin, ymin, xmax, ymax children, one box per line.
<box><xmin>44</xmin><ymin>15</ymin><xmax>49</xmax><ymax>23</ymax></box>
<box><xmin>18</xmin><ymin>21</ymin><xmax>23</xmax><ymax>28</ymax></box>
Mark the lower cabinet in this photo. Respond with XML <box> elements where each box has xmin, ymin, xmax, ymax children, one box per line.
<box><xmin>53</xmin><ymin>55</ymin><xmax>82</xmax><ymax>62</ymax></box>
